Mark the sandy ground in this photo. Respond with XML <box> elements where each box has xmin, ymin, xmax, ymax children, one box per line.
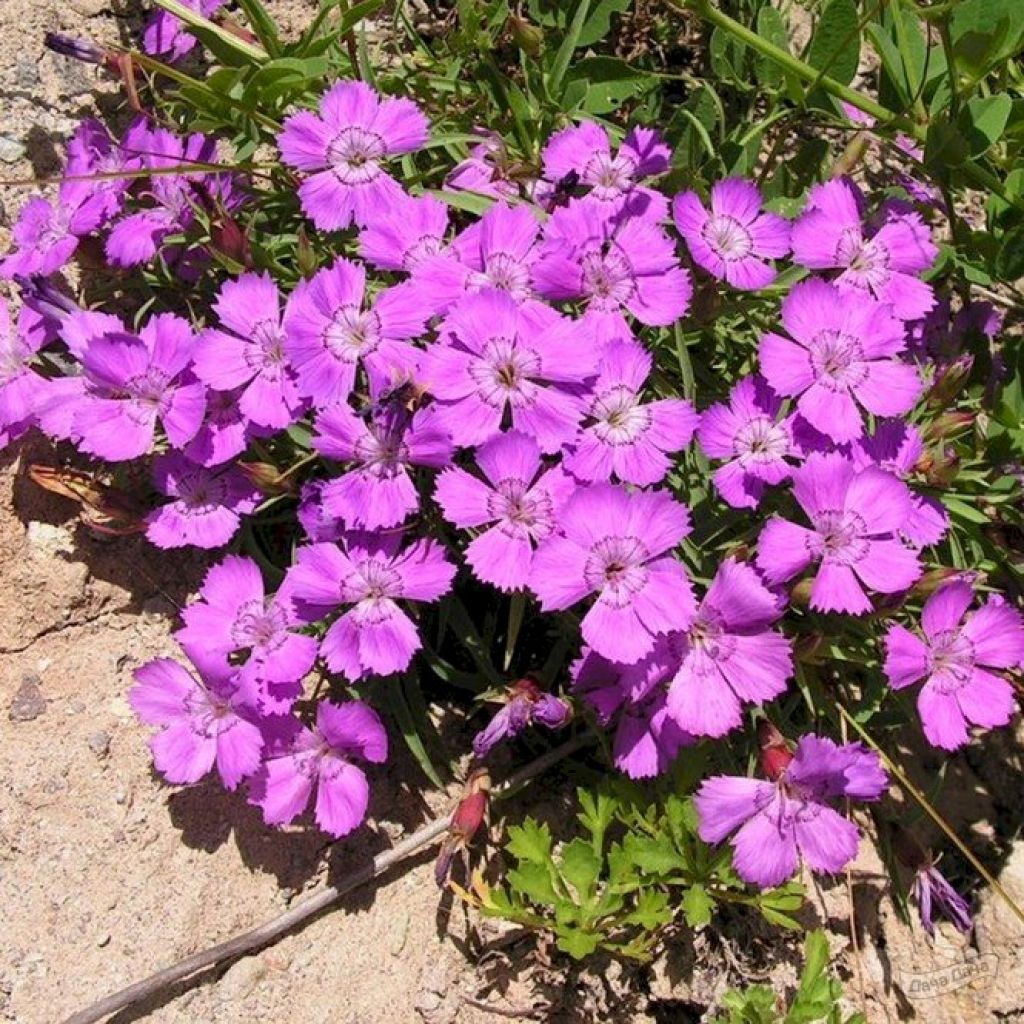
<box><xmin>3</xmin><ymin>4</ymin><xmax>1024</xmax><ymax>1023</ymax></box>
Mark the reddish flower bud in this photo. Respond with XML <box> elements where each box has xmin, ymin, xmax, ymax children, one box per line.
<box><xmin>758</xmin><ymin>720</ymin><xmax>793</xmax><ymax>781</ymax></box>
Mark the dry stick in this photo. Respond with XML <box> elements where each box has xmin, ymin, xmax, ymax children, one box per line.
<box><xmin>64</xmin><ymin>732</ymin><xmax>595</xmax><ymax>1024</ymax></box>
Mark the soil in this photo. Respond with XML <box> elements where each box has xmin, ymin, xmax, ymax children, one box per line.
<box><xmin>2</xmin><ymin>4</ymin><xmax>1024</xmax><ymax>1024</ymax></box>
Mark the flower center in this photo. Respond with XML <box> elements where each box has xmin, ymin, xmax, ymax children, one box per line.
<box><xmin>734</xmin><ymin>415</ymin><xmax>789</xmax><ymax>464</ymax></box>
<box><xmin>231</xmin><ymin>598</ymin><xmax>286</xmax><ymax>651</ymax></box>
<box><xmin>585</xmin><ymin>151</ymin><xmax>636</xmax><ymax>195</ymax></box>
<box><xmin>354</xmin><ymin>423</ymin><xmax>409</xmax><ymax>476</ymax></box>
<box><xmin>351</xmin><ymin>557</ymin><xmax>403</xmax><ymax>620</ymax></box>
<box><xmin>125</xmin><ymin>367</ymin><xmax>171</xmax><ymax>404</ymax></box>
<box><xmin>472</xmin><ymin>252</ymin><xmax>533</xmax><ymax>299</ymax></box>
<box><xmin>404</xmin><ymin>235</ymin><xmax>443</xmax><ymax>270</ymax></box>
<box><xmin>488</xmin><ymin>476</ymin><xmax>554</xmax><ymax>538</ymax></box>
<box><xmin>584</xmin><ymin>535</ymin><xmax>650</xmax><ymax>606</ymax></box>
<box><xmin>808</xmin><ymin>329</ymin><xmax>867</xmax><ymax>391</ymax></box>
<box><xmin>582</xmin><ymin>248</ymin><xmax>636</xmax><ymax>308</ymax></box>
<box><xmin>469</xmin><ymin>337</ymin><xmax>541</xmax><ymax>409</ymax></box>
<box><xmin>323</xmin><ymin>305</ymin><xmax>381</xmax><ymax>361</ymax></box>
<box><xmin>590</xmin><ymin>385</ymin><xmax>651</xmax><ymax>444</ymax></box>
<box><xmin>179</xmin><ymin>472</ymin><xmax>231</xmax><ymax>513</ymax></box>
<box><xmin>703</xmin><ymin>214</ymin><xmax>754</xmax><ymax>261</ymax></box>
<box><xmin>928</xmin><ymin>628</ymin><xmax>976</xmax><ymax>690</ymax></box>
<box><xmin>687</xmin><ymin>609</ymin><xmax>737</xmax><ymax>668</ymax></box>
<box><xmin>247</xmin><ymin>318</ymin><xmax>285</xmax><ymax>375</ymax></box>
<box><xmin>326</xmin><ymin>126</ymin><xmax>386</xmax><ymax>184</ymax></box>
<box><xmin>812</xmin><ymin>508</ymin><xmax>869</xmax><ymax>566</ymax></box>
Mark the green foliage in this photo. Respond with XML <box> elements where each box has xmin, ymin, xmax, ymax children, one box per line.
<box><xmin>475</xmin><ymin>779</ymin><xmax>805</xmax><ymax>961</ymax></box>
<box><xmin>710</xmin><ymin>932</ymin><xmax>865</xmax><ymax>1024</ymax></box>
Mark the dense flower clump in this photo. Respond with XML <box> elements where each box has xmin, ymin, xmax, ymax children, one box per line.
<box><xmin>3</xmin><ymin>28</ymin><xmax>1021</xmax><ymax>935</ymax></box>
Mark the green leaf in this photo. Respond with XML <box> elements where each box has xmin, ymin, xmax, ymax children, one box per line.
<box><xmin>806</xmin><ymin>0</ymin><xmax>861</xmax><ymax>87</ymax></box>
<box><xmin>958</xmin><ymin>94</ymin><xmax>1013</xmax><ymax>157</ymax></box>
<box><xmin>578</xmin><ymin>786</ymin><xmax>618</xmax><ymax>853</ymax></box>
<box><xmin>549</xmin><ymin>0</ymin><xmax>593</xmax><ymax>100</ymax></box>
<box><xmin>565</xmin><ymin>56</ymin><xmax>657</xmax><ymax>115</ymax></box>
<box><xmin>995</xmin><ymin>224</ymin><xmax>1024</xmax><ymax>282</ymax></box>
<box><xmin>624</xmin><ymin>888</ymin><xmax>673</xmax><ymax>930</ymax></box>
<box><xmin>556</xmin><ymin>928</ymin><xmax>601</xmax><ymax>959</ymax></box>
<box><xmin>577</xmin><ymin>0</ymin><xmax>631</xmax><ymax>46</ymax></box>
<box><xmin>236</xmin><ymin>0</ymin><xmax>283</xmax><ymax>56</ymax></box>
<box><xmin>627</xmin><ymin>833</ymin><xmax>685</xmax><ymax>875</ymax></box>
<box><xmin>506</xmin><ymin>819</ymin><xmax>553</xmax><ymax>864</ymax></box>
<box><xmin>560</xmin><ymin>839</ymin><xmax>602</xmax><ymax>905</ymax></box>
<box><xmin>681</xmin><ymin>883</ymin><xmax>714</xmax><ymax>928</ymax></box>
<box><xmin>949</xmin><ymin>0</ymin><xmax>1024</xmax><ymax>79</ymax></box>
<box><xmin>925</xmin><ymin>118</ymin><xmax>969</xmax><ymax>168</ymax></box>
<box><xmin>385</xmin><ymin>675</ymin><xmax>448</xmax><ymax>788</ymax></box>
<box><xmin>755</xmin><ymin>7</ymin><xmax>789</xmax><ymax>89</ymax></box>
<box><xmin>508</xmin><ymin>861</ymin><xmax>561</xmax><ymax>905</ymax></box>
<box><xmin>340</xmin><ymin>0</ymin><xmax>387</xmax><ymax>33</ymax></box>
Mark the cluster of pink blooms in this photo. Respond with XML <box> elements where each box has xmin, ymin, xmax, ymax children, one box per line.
<box><xmin>3</xmin><ymin>62</ymin><xmax>1021</xmax><ymax>909</ymax></box>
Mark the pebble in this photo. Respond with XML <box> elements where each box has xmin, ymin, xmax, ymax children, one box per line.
<box><xmin>9</xmin><ymin>674</ymin><xmax>46</xmax><ymax>722</ymax></box>
<box><xmin>0</xmin><ymin>135</ymin><xmax>25</xmax><ymax>164</ymax></box>
<box><xmin>217</xmin><ymin>956</ymin><xmax>268</xmax><ymax>1002</ymax></box>
<box><xmin>88</xmin><ymin>731</ymin><xmax>111</xmax><ymax>758</ymax></box>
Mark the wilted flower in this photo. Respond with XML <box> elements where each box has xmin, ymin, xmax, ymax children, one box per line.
<box><xmin>143</xmin><ymin>0</ymin><xmax>227</xmax><ymax>61</ymax></box>
<box><xmin>472</xmin><ymin>678</ymin><xmax>572</xmax><ymax>757</ymax></box>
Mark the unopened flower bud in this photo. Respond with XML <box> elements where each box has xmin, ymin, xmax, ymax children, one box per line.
<box><xmin>922</xmin><ymin>446</ymin><xmax>959</xmax><ymax>487</ymax></box>
<box><xmin>296</xmin><ymin>226</ymin><xmax>318</xmax><ymax>279</ymax></box>
<box><xmin>923</xmin><ymin>411</ymin><xmax>974</xmax><ymax>444</ymax></box>
<box><xmin>908</xmin><ymin>567</ymin><xmax>976</xmax><ymax>599</ymax></box>
<box><xmin>237</xmin><ymin>461</ymin><xmax>295</xmax><ymax>495</ymax></box>
<box><xmin>509</xmin><ymin>15</ymin><xmax>543</xmax><ymax>56</ymax></box>
<box><xmin>45</xmin><ymin>32</ymin><xmax>107</xmax><ymax>65</ymax></box>
<box><xmin>211</xmin><ymin>215</ymin><xmax>252</xmax><ymax>269</ymax></box>
<box><xmin>758</xmin><ymin>720</ymin><xmax>793</xmax><ymax>781</ymax></box>
<box><xmin>927</xmin><ymin>354</ymin><xmax>974</xmax><ymax>410</ymax></box>
<box><xmin>789</xmin><ymin>577</ymin><xmax>813</xmax><ymax>607</ymax></box>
